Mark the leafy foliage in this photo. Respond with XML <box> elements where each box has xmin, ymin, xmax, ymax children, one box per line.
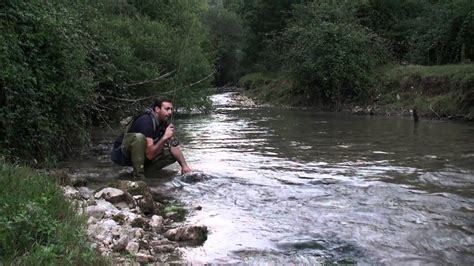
<box><xmin>231</xmin><ymin>0</ymin><xmax>472</xmax><ymax>109</ymax></box>
<box><xmin>0</xmin><ymin>1</ymin><xmax>214</xmax><ymax>164</ymax></box>
<box><xmin>355</xmin><ymin>0</ymin><xmax>474</xmax><ymax>64</ymax></box>
<box><xmin>281</xmin><ymin>2</ymin><xmax>388</xmax><ymax>106</ymax></box>
<box><xmin>0</xmin><ymin>1</ymin><xmax>94</xmax><ymax>163</ymax></box>
<box><xmin>0</xmin><ymin>162</ymin><xmax>108</xmax><ymax>264</ymax></box>
<box><xmin>203</xmin><ymin>6</ymin><xmax>244</xmax><ymax>85</ymax></box>
<box><xmin>406</xmin><ymin>0</ymin><xmax>474</xmax><ymax>64</ymax></box>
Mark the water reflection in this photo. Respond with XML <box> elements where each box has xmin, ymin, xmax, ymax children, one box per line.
<box><xmin>171</xmin><ymin>93</ymin><xmax>474</xmax><ymax>264</ymax></box>
<box><xmin>62</xmin><ymin>92</ymin><xmax>474</xmax><ymax>264</ymax></box>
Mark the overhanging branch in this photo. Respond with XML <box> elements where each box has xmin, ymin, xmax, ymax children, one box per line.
<box><xmin>106</xmin><ymin>71</ymin><xmax>215</xmax><ymax>103</ymax></box>
<box><xmin>123</xmin><ymin>70</ymin><xmax>176</xmax><ymax>87</ymax></box>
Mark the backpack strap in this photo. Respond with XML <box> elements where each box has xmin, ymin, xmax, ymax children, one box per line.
<box><xmin>123</xmin><ymin>108</ymin><xmax>159</xmax><ymax>136</ymax></box>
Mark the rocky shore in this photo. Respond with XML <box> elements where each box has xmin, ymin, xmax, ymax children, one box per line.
<box><xmin>61</xmin><ymin>178</ymin><xmax>207</xmax><ymax>264</ymax></box>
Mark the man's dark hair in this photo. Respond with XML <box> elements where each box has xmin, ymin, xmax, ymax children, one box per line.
<box><xmin>153</xmin><ymin>96</ymin><xmax>172</xmax><ymax>109</ymax></box>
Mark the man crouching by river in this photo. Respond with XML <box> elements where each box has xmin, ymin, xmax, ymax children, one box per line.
<box><xmin>111</xmin><ymin>96</ymin><xmax>192</xmax><ymax>179</ymax></box>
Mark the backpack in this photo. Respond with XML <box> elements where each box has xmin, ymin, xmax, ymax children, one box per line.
<box><xmin>121</xmin><ymin>107</ymin><xmax>160</xmax><ymax>136</ymax></box>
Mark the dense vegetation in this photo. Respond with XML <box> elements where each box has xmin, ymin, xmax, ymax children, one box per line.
<box><xmin>0</xmin><ymin>0</ymin><xmax>472</xmax><ymax>263</ymax></box>
<box><xmin>2</xmin><ymin>0</ymin><xmax>472</xmax><ymax>164</ymax></box>
<box><xmin>0</xmin><ymin>1</ymin><xmax>214</xmax><ymax>164</ymax></box>
<box><xmin>0</xmin><ymin>162</ymin><xmax>108</xmax><ymax>264</ymax></box>
<box><xmin>0</xmin><ymin>2</ymin><xmax>220</xmax><ymax>260</ymax></box>
<box><xmin>233</xmin><ymin>0</ymin><xmax>473</xmax><ymax>115</ymax></box>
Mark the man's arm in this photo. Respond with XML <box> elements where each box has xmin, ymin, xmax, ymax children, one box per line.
<box><xmin>170</xmin><ymin>145</ymin><xmax>192</xmax><ymax>174</ymax></box>
<box><xmin>145</xmin><ymin>124</ymin><xmax>175</xmax><ymax>160</ymax></box>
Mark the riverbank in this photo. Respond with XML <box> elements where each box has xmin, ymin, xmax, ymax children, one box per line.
<box><xmin>239</xmin><ymin>64</ymin><xmax>474</xmax><ymax>121</ymax></box>
<box><xmin>59</xmin><ymin>176</ymin><xmax>208</xmax><ymax>264</ymax></box>
<box><xmin>0</xmin><ymin>162</ymin><xmax>208</xmax><ymax>264</ymax></box>
<box><xmin>0</xmin><ymin>162</ymin><xmax>107</xmax><ymax>264</ymax></box>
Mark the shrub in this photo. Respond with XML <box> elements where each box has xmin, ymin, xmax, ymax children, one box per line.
<box><xmin>0</xmin><ymin>162</ymin><xmax>107</xmax><ymax>264</ymax></box>
<box><xmin>0</xmin><ymin>1</ymin><xmax>94</xmax><ymax>163</ymax></box>
<box><xmin>281</xmin><ymin>1</ymin><xmax>388</xmax><ymax>107</ymax></box>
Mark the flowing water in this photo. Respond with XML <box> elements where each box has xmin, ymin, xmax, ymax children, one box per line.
<box><xmin>67</xmin><ymin>92</ymin><xmax>474</xmax><ymax>264</ymax></box>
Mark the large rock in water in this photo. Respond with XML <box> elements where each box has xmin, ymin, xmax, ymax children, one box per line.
<box><xmin>164</xmin><ymin>225</ymin><xmax>208</xmax><ymax>243</ymax></box>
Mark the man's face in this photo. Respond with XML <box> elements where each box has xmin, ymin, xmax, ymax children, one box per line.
<box><xmin>155</xmin><ymin>101</ymin><xmax>173</xmax><ymax>121</ymax></box>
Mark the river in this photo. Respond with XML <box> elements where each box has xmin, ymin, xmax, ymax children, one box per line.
<box><xmin>66</xmin><ymin>92</ymin><xmax>474</xmax><ymax>264</ymax></box>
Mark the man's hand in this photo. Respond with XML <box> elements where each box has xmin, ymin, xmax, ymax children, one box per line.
<box><xmin>163</xmin><ymin>124</ymin><xmax>175</xmax><ymax>140</ymax></box>
<box><xmin>181</xmin><ymin>165</ymin><xmax>193</xmax><ymax>174</ymax></box>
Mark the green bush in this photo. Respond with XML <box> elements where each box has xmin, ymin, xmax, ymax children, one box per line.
<box><xmin>202</xmin><ymin>6</ymin><xmax>244</xmax><ymax>85</ymax></box>
<box><xmin>406</xmin><ymin>0</ymin><xmax>474</xmax><ymax>64</ymax></box>
<box><xmin>0</xmin><ymin>162</ymin><xmax>108</xmax><ymax>264</ymax></box>
<box><xmin>0</xmin><ymin>1</ymin><xmax>216</xmax><ymax>164</ymax></box>
<box><xmin>281</xmin><ymin>1</ymin><xmax>388</xmax><ymax>107</ymax></box>
<box><xmin>0</xmin><ymin>1</ymin><xmax>94</xmax><ymax>163</ymax></box>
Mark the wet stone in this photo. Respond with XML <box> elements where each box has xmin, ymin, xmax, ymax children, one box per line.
<box><xmin>126</xmin><ymin>241</ymin><xmax>139</xmax><ymax>255</ymax></box>
<box><xmin>131</xmin><ymin>216</ymin><xmax>149</xmax><ymax>229</ymax></box>
<box><xmin>77</xmin><ymin>186</ymin><xmax>94</xmax><ymax>199</ymax></box>
<box><xmin>86</xmin><ymin>205</ymin><xmax>108</xmax><ymax>219</ymax></box>
<box><xmin>149</xmin><ymin>215</ymin><xmax>164</xmax><ymax>232</ymax></box>
<box><xmin>62</xmin><ymin>186</ymin><xmax>81</xmax><ymax>200</ymax></box>
<box><xmin>150</xmin><ymin>239</ymin><xmax>177</xmax><ymax>254</ymax></box>
<box><xmin>95</xmin><ymin>188</ymin><xmax>128</xmax><ymax>204</ymax></box>
<box><xmin>136</xmin><ymin>252</ymin><xmax>155</xmax><ymax>263</ymax></box>
<box><xmin>164</xmin><ymin>225</ymin><xmax>208</xmax><ymax>243</ymax></box>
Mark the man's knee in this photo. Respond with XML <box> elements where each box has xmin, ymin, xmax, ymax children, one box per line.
<box><xmin>129</xmin><ymin>133</ymin><xmax>146</xmax><ymax>144</ymax></box>
<box><xmin>145</xmin><ymin>148</ymin><xmax>176</xmax><ymax>172</ymax></box>
<box><xmin>123</xmin><ymin>133</ymin><xmax>145</xmax><ymax>149</ymax></box>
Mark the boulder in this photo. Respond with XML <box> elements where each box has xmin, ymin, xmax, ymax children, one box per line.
<box><xmin>117</xmin><ymin>181</ymin><xmax>157</xmax><ymax>214</ymax></box>
<box><xmin>114</xmin><ymin>200</ymin><xmax>136</xmax><ymax>210</ymax></box>
<box><xmin>88</xmin><ymin>219</ymin><xmax>119</xmax><ymax>244</ymax></box>
<box><xmin>62</xmin><ymin>186</ymin><xmax>81</xmax><ymax>200</ymax></box>
<box><xmin>125</xmin><ymin>241</ymin><xmax>139</xmax><ymax>255</ymax></box>
<box><xmin>149</xmin><ymin>215</ymin><xmax>163</xmax><ymax>232</ymax></box>
<box><xmin>86</xmin><ymin>205</ymin><xmax>108</xmax><ymax>219</ymax></box>
<box><xmin>136</xmin><ymin>252</ymin><xmax>155</xmax><ymax>263</ymax></box>
<box><xmin>164</xmin><ymin>225</ymin><xmax>208</xmax><ymax>243</ymax></box>
<box><xmin>77</xmin><ymin>186</ymin><xmax>94</xmax><ymax>200</ymax></box>
<box><xmin>112</xmin><ymin>235</ymin><xmax>129</xmax><ymax>252</ymax></box>
<box><xmin>352</xmin><ymin>106</ymin><xmax>364</xmax><ymax>115</ymax></box>
<box><xmin>95</xmin><ymin>188</ymin><xmax>129</xmax><ymax>204</ymax></box>
<box><xmin>131</xmin><ymin>216</ymin><xmax>149</xmax><ymax>229</ymax></box>
<box><xmin>86</xmin><ymin>199</ymin><xmax>118</xmax><ymax>219</ymax></box>
<box><xmin>116</xmin><ymin>181</ymin><xmax>151</xmax><ymax>196</ymax></box>
<box><xmin>134</xmin><ymin>228</ymin><xmax>145</xmax><ymax>238</ymax></box>
<box><xmin>150</xmin><ymin>239</ymin><xmax>177</xmax><ymax>253</ymax></box>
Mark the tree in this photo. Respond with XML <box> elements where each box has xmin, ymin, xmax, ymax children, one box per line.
<box><xmin>282</xmin><ymin>1</ymin><xmax>388</xmax><ymax>106</ymax></box>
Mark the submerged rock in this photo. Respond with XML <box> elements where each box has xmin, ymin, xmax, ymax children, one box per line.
<box><xmin>164</xmin><ymin>225</ymin><xmax>208</xmax><ymax>243</ymax></box>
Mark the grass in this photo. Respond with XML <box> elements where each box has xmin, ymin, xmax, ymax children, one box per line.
<box><xmin>0</xmin><ymin>162</ymin><xmax>108</xmax><ymax>265</ymax></box>
<box><xmin>379</xmin><ymin>64</ymin><xmax>474</xmax><ymax>119</ymax></box>
<box><xmin>383</xmin><ymin>64</ymin><xmax>474</xmax><ymax>80</ymax></box>
<box><xmin>239</xmin><ymin>72</ymin><xmax>294</xmax><ymax>106</ymax></box>
<box><xmin>239</xmin><ymin>64</ymin><xmax>474</xmax><ymax>120</ymax></box>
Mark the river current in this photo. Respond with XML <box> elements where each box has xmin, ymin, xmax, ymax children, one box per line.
<box><xmin>68</xmin><ymin>92</ymin><xmax>474</xmax><ymax>264</ymax></box>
